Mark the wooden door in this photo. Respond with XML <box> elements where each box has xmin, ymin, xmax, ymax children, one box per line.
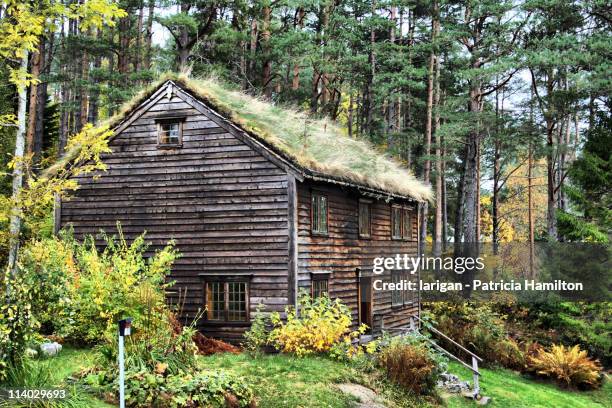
<box><xmin>358</xmin><ymin>276</ymin><xmax>373</xmax><ymax>333</ymax></box>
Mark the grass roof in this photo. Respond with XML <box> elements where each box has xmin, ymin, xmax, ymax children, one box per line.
<box><xmin>49</xmin><ymin>73</ymin><xmax>432</xmax><ymax>202</ymax></box>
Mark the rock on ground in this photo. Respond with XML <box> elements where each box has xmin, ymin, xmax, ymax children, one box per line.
<box><xmin>336</xmin><ymin>383</ymin><xmax>387</xmax><ymax>408</ymax></box>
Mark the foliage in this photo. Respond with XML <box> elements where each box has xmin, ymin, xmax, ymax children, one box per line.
<box><xmin>242</xmin><ymin>304</ymin><xmax>268</xmax><ymax>358</ymax></box>
<box><xmin>493</xmin><ymin>338</ymin><xmax>528</xmax><ymax>371</ymax></box>
<box><xmin>17</xmin><ymin>235</ymin><xmax>76</xmax><ymax>334</ymax></box>
<box><xmin>528</xmin><ymin>344</ymin><xmax>603</xmax><ymax>389</ymax></box>
<box><xmin>86</xmin><ymin>367</ymin><xmax>254</xmax><ymax>408</ymax></box>
<box><xmin>424</xmin><ymin>302</ymin><xmax>509</xmax><ymax>366</ymax></box>
<box><xmin>59</xmin><ymin>229</ymin><xmax>178</xmax><ymax>344</ymax></box>
<box><xmin>269</xmin><ymin>293</ymin><xmax>366</xmax><ymax>357</ymax></box>
<box><xmin>561</xmin><ymin>103</ymin><xmax>611</xmax><ymax>241</ymax></box>
<box><xmin>0</xmin><ymin>0</ymin><xmax>125</xmax><ymax>88</ymax></box>
<box><xmin>377</xmin><ymin>337</ymin><xmax>444</xmax><ymax>395</ymax></box>
<box><xmin>0</xmin><ymin>267</ymin><xmax>38</xmax><ymax>382</ymax></box>
<box><xmin>515</xmin><ymin>300</ymin><xmax>612</xmax><ymax>368</ymax></box>
<box><xmin>0</xmin><ymin>124</ymin><xmax>113</xmax><ymax>264</ymax></box>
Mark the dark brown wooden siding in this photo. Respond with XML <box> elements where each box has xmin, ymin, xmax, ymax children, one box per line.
<box><xmin>297</xmin><ymin>180</ymin><xmax>419</xmax><ymax>331</ymax></box>
<box><xmin>60</xmin><ymin>94</ymin><xmax>290</xmax><ymax>343</ymax></box>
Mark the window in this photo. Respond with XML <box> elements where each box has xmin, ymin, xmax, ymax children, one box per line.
<box><xmin>391</xmin><ymin>206</ymin><xmax>402</xmax><ymax>239</ymax></box>
<box><xmin>391</xmin><ymin>272</ymin><xmax>403</xmax><ymax>306</ymax></box>
<box><xmin>391</xmin><ymin>205</ymin><xmax>412</xmax><ymax>240</ymax></box>
<box><xmin>391</xmin><ymin>272</ymin><xmax>416</xmax><ymax>307</ymax></box>
<box><xmin>205</xmin><ymin>281</ymin><xmax>248</xmax><ymax>322</ymax></box>
<box><xmin>359</xmin><ymin>200</ymin><xmax>371</xmax><ymax>238</ymax></box>
<box><xmin>157</xmin><ymin>118</ymin><xmax>184</xmax><ymax>146</ymax></box>
<box><xmin>402</xmin><ymin>208</ymin><xmax>412</xmax><ymax>240</ymax></box>
<box><xmin>403</xmin><ymin>275</ymin><xmax>417</xmax><ymax>305</ymax></box>
<box><xmin>311</xmin><ymin>193</ymin><xmax>328</xmax><ymax>235</ymax></box>
<box><xmin>312</xmin><ymin>279</ymin><xmax>329</xmax><ymax>298</ymax></box>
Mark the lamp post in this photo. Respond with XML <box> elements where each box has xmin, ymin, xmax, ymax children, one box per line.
<box><xmin>117</xmin><ymin>318</ymin><xmax>133</xmax><ymax>408</ymax></box>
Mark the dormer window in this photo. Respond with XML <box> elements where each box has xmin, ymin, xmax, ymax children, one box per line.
<box><xmin>156</xmin><ymin>117</ymin><xmax>185</xmax><ymax>147</ymax></box>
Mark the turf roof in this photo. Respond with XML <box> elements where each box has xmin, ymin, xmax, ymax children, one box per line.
<box><xmin>51</xmin><ymin>73</ymin><xmax>432</xmax><ymax>202</ymax></box>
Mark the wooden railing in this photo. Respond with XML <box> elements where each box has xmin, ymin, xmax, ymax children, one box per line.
<box><xmin>413</xmin><ymin>316</ymin><xmax>482</xmax><ymax>397</ymax></box>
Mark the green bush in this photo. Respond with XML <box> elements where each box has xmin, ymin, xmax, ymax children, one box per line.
<box><xmin>242</xmin><ymin>304</ymin><xmax>268</xmax><ymax>357</ymax></box>
<box><xmin>424</xmin><ymin>302</ymin><xmax>508</xmax><ymax>367</ymax></box>
<box><xmin>66</xmin><ymin>230</ymin><xmax>178</xmax><ymax>344</ymax></box>
<box><xmin>18</xmin><ymin>234</ymin><xmax>76</xmax><ymax>335</ymax></box>
<box><xmin>0</xmin><ymin>267</ymin><xmax>39</xmax><ymax>381</ymax></box>
<box><xmin>86</xmin><ymin>367</ymin><xmax>255</xmax><ymax>408</ymax></box>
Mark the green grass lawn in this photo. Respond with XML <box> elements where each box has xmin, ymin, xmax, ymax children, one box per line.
<box><xmin>444</xmin><ymin>361</ymin><xmax>612</xmax><ymax>408</ymax></box>
<box><xmin>20</xmin><ymin>347</ymin><xmax>113</xmax><ymax>408</ymax></box>
<box><xmin>200</xmin><ymin>353</ymin><xmax>364</xmax><ymax>408</ymax></box>
<box><xmin>11</xmin><ymin>347</ymin><xmax>610</xmax><ymax>408</ymax></box>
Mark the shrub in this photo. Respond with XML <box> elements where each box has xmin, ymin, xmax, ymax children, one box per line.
<box><xmin>377</xmin><ymin>340</ymin><xmax>443</xmax><ymax>395</ymax></box>
<box><xmin>67</xmin><ymin>230</ymin><xmax>177</xmax><ymax>344</ymax></box>
<box><xmin>424</xmin><ymin>302</ymin><xmax>509</xmax><ymax>367</ymax></box>
<box><xmin>269</xmin><ymin>293</ymin><xmax>365</xmax><ymax>357</ymax></box>
<box><xmin>18</xmin><ymin>235</ymin><xmax>76</xmax><ymax>335</ymax></box>
<box><xmin>87</xmin><ymin>367</ymin><xmax>255</xmax><ymax>408</ymax></box>
<box><xmin>0</xmin><ymin>267</ymin><xmax>39</xmax><ymax>381</ymax></box>
<box><xmin>242</xmin><ymin>304</ymin><xmax>268</xmax><ymax>357</ymax></box>
<box><xmin>493</xmin><ymin>338</ymin><xmax>526</xmax><ymax>371</ymax></box>
<box><xmin>527</xmin><ymin>344</ymin><xmax>603</xmax><ymax>389</ymax></box>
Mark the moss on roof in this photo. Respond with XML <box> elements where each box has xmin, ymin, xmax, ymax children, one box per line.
<box><xmin>50</xmin><ymin>73</ymin><xmax>432</xmax><ymax>202</ymax></box>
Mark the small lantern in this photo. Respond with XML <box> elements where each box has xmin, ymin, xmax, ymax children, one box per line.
<box><xmin>118</xmin><ymin>318</ymin><xmax>133</xmax><ymax>337</ymax></box>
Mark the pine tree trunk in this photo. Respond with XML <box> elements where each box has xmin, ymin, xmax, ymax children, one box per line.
<box><xmin>88</xmin><ymin>29</ymin><xmax>103</xmax><ymax>124</ymax></box>
<box><xmin>78</xmin><ymin>29</ymin><xmax>90</xmax><ymax>130</ymax></box>
<box><xmin>432</xmin><ymin>19</ymin><xmax>442</xmax><ymax>257</ymax></box>
<box><xmin>366</xmin><ymin>1</ymin><xmax>376</xmax><ymax>134</ymax></box>
<box><xmin>544</xmin><ymin>75</ymin><xmax>558</xmax><ymax>240</ymax></box>
<box><xmin>546</xmin><ymin>119</ymin><xmax>557</xmax><ymax>240</ymax></box>
<box><xmin>292</xmin><ymin>7</ymin><xmax>305</xmax><ymax>91</ymax></box>
<box><xmin>249</xmin><ymin>18</ymin><xmax>258</xmax><ymax>82</ymax></box>
<box><xmin>7</xmin><ymin>53</ymin><xmax>30</xmax><ymax>274</ymax></box>
<box><xmin>492</xmin><ymin>88</ymin><xmax>501</xmax><ymax>254</ymax></box>
<box><xmin>528</xmin><ymin>140</ymin><xmax>535</xmax><ymax>277</ymax></box>
<box><xmin>262</xmin><ymin>3</ymin><xmax>272</xmax><ymax>97</ymax></box>
<box><xmin>26</xmin><ymin>45</ymin><xmax>42</xmax><ymax>154</ymax></box>
<box><xmin>420</xmin><ymin>1</ymin><xmax>438</xmax><ymax>255</ymax></box>
<box><xmin>58</xmin><ymin>19</ymin><xmax>69</xmax><ymax>154</ymax></box>
<box><xmin>461</xmin><ymin>86</ymin><xmax>481</xmax><ymax>245</ymax></box>
<box><xmin>144</xmin><ymin>0</ymin><xmax>155</xmax><ymax>70</ymax></box>
<box><xmin>118</xmin><ymin>14</ymin><xmax>130</xmax><ymax>73</ymax></box>
<box><xmin>34</xmin><ymin>31</ymin><xmax>54</xmax><ymax>157</ymax></box>
<box><xmin>134</xmin><ymin>1</ymin><xmax>144</xmax><ymax>72</ymax></box>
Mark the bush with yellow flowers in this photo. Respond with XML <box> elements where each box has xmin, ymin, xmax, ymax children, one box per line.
<box><xmin>269</xmin><ymin>293</ymin><xmax>366</xmax><ymax>357</ymax></box>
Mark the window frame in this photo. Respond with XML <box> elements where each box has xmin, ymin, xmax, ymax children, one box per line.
<box><xmin>311</xmin><ymin>191</ymin><xmax>329</xmax><ymax>236</ymax></box>
<box><xmin>155</xmin><ymin>117</ymin><xmax>185</xmax><ymax>148</ymax></box>
<box><xmin>391</xmin><ymin>271</ymin><xmax>403</xmax><ymax>306</ymax></box>
<box><xmin>391</xmin><ymin>204</ymin><xmax>413</xmax><ymax>241</ymax></box>
<box><xmin>391</xmin><ymin>271</ymin><xmax>416</xmax><ymax>307</ymax></box>
<box><xmin>358</xmin><ymin>199</ymin><xmax>372</xmax><ymax>239</ymax></box>
<box><xmin>311</xmin><ymin>279</ymin><xmax>329</xmax><ymax>299</ymax></box>
<box><xmin>310</xmin><ymin>272</ymin><xmax>331</xmax><ymax>299</ymax></box>
<box><xmin>203</xmin><ymin>278</ymin><xmax>250</xmax><ymax>324</ymax></box>
<box><xmin>401</xmin><ymin>207</ymin><xmax>412</xmax><ymax>240</ymax></box>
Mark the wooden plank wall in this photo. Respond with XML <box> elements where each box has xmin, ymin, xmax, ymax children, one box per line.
<box><xmin>297</xmin><ymin>180</ymin><xmax>419</xmax><ymax>331</ymax></box>
<box><xmin>61</xmin><ymin>94</ymin><xmax>290</xmax><ymax>343</ymax></box>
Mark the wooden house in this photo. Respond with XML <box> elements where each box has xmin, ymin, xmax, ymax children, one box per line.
<box><xmin>57</xmin><ymin>76</ymin><xmax>432</xmax><ymax>343</ymax></box>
